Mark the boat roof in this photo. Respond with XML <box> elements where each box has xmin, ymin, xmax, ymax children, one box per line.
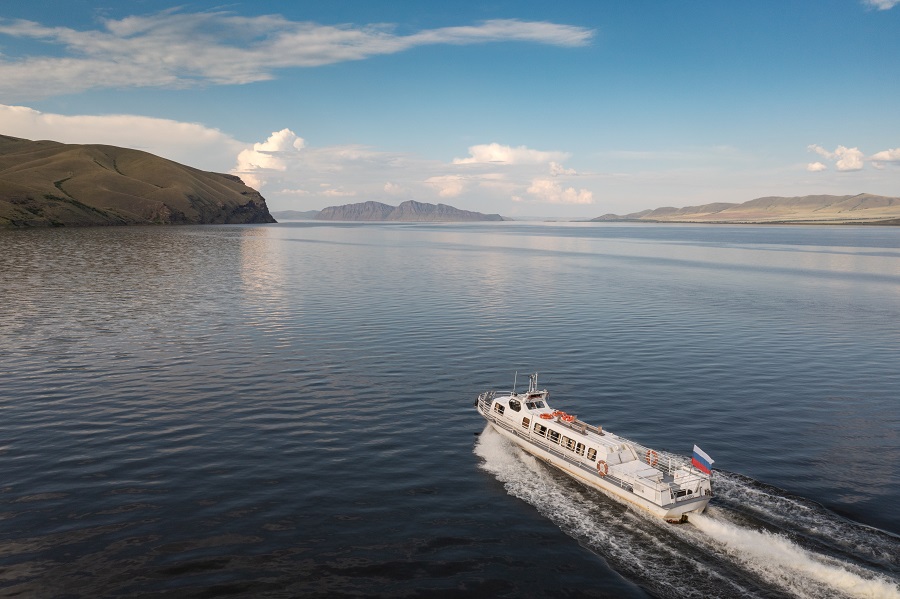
<box><xmin>497</xmin><ymin>391</ymin><xmax>639</xmax><ymax>451</ymax></box>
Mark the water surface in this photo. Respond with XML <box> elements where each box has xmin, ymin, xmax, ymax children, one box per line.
<box><xmin>1</xmin><ymin>222</ymin><xmax>898</xmax><ymax>597</ymax></box>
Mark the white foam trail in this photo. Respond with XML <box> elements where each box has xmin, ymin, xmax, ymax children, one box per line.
<box><xmin>475</xmin><ymin>426</ymin><xmax>899</xmax><ymax>599</ymax></box>
<box><xmin>473</xmin><ymin>426</ymin><xmax>759</xmax><ymax>597</ymax></box>
<box><xmin>690</xmin><ymin>513</ymin><xmax>900</xmax><ymax>599</ymax></box>
<box><xmin>713</xmin><ymin>471</ymin><xmax>900</xmax><ymax>570</ymax></box>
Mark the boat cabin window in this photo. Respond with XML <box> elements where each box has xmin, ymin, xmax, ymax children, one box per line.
<box><xmin>533</xmin><ymin>423</ymin><xmax>547</xmax><ymax>437</ymax></box>
<box><xmin>525</xmin><ymin>401</ymin><xmax>546</xmax><ymax>409</ymax></box>
<box><xmin>587</xmin><ymin>448</ymin><xmax>597</xmax><ymax>461</ymax></box>
<box><xmin>493</xmin><ymin>403</ymin><xmax>505</xmax><ymax>415</ymax></box>
<box><xmin>508</xmin><ymin>399</ymin><xmax>521</xmax><ymax>412</ymax></box>
<box><xmin>558</xmin><ymin>436</ymin><xmax>586</xmax><ymax>457</ymax></box>
<box><xmin>521</xmin><ymin>417</ymin><xmax>530</xmax><ymax>429</ymax></box>
<box><xmin>547</xmin><ymin>429</ymin><xmax>560</xmax><ymax>444</ymax></box>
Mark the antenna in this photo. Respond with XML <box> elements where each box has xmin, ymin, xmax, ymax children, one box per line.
<box><xmin>513</xmin><ymin>371</ymin><xmax>518</xmax><ymax>395</ymax></box>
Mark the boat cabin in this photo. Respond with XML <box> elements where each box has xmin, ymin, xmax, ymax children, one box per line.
<box><xmin>480</xmin><ymin>384</ymin><xmax>711</xmax><ymax>510</ymax></box>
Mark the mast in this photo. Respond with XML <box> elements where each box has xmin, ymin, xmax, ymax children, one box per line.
<box><xmin>528</xmin><ymin>372</ymin><xmax>538</xmax><ymax>394</ymax></box>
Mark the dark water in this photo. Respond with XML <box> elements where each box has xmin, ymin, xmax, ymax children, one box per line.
<box><xmin>1</xmin><ymin>222</ymin><xmax>898</xmax><ymax>598</ymax></box>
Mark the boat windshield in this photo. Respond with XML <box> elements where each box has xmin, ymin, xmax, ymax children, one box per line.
<box><xmin>525</xmin><ymin>401</ymin><xmax>545</xmax><ymax>409</ymax></box>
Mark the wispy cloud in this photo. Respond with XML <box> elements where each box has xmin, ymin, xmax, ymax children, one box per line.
<box><xmin>870</xmin><ymin>147</ymin><xmax>900</xmax><ymax>166</ymax></box>
<box><xmin>862</xmin><ymin>0</ymin><xmax>900</xmax><ymax>10</ymax></box>
<box><xmin>453</xmin><ymin>142</ymin><xmax>570</xmax><ymax>165</ymax></box>
<box><xmin>0</xmin><ymin>11</ymin><xmax>593</xmax><ymax>100</ymax></box>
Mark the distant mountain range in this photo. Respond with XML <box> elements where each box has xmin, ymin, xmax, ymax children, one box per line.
<box><xmin>0</xmin><ymin>135</ymin><xmax>275</xmax><ymax>228</ymax></box>
<box><xmin>593</xmin><ymin>194</ymin><xmax>900</xmax><ymax>225</ymax></box>
<box><xmin>315</xmin><ymin>200</ymin><xmax>504</xmax><ymax>222</ymax></box>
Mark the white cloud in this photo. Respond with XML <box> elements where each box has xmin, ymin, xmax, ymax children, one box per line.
<box><xmin>0</xmin><ymin>103</ymin><xmax>244</xmax><ymax>172</ymax></box>
<box><xmin>526</xmin><ymin>179</ymin><xmax>594</xmax><ymax>204</ymax></box>
<box><xmin>807</xmin><ymin>144</ymin><xmax>865</xmax><ymax>171</ymax></box>
<box><xmin>453</xmin><ymin>143</ymin><xmax>570</xmax><ymax>165</ymax></box>
<box><xmin>383</xmin><ymin>182</ymin><xmax>408</xmax><ymax>196</ymax></box>
<box><xmin>862</xmin><ymin>0</ymin><xmax>899</xmax><ymax>9</ymax></box>
<box><xmin>234</xmin><ymin>129</ymin><xmax>305</xmax><ymax>173</ymax></box>
<box><xmin>232</xmin><ymin>129</ymin><xmax>306</xmax><ymax>188</ymax></box>
<box><xmin>808</xmin><ymin>143</ymin><xmax>900</xmax><ymax>172</ymax></box>
<box><xmin>0</xmin><ymin>12</ymin><xmax>593</xmax><ymax>100</ymax></box>
<box><xmin>870</xmin><ymin>147</ymin><xmax>900</xmax><ymax>165</ymax></box>
<box><xmin>405</xmin><ymin>19</ymin><xmax>593</xmax><ymax>47</ymax></box>
<box><xmin>321</xmin><ymin>188</ymin><xmax>356</xmax><ymax>197</ymax></box>
<box><xmin>834</xmin><ymin>147</ymin><xmax>865</xmax><ymax>171</ymax></box>
<box><xmin>425</xmin><ymin>175</ymin><xmax>467</xmax><ymax>198</ymax></box>
<box><xmin>232</xmin><ymin>131</ymin><xmax>598</xmax><ymax>209</ymax></box>
<box><xmin>549</xmin><ymin>161</ymin><xmax>577</xmax><ymax>176</ymax></box>
<box><xmin>256</xmin><ymin>129</ymin><xmax>306</xmax><ymax>152</ymax></box>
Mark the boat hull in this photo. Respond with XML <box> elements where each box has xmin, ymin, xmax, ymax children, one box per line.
<box><xmin>486</xmin><ymin>421</ymin><xmax>709</xmax><ymax>519</ymax></box>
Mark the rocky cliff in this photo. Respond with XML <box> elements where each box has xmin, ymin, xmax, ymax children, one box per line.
<box><xmin>0</xmin><ymin>135</ymin><xmax>276</xmax><ymax>228</ymax></box>
<box><xmin>316</xmin><ymin>200</ymin><xmax>503</xmax><ymax>222</ymax></box>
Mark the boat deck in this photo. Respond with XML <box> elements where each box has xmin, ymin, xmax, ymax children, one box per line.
<box><xmin>476</xmin><ymin>384</ymin><xmax>712</xmax><ymax>517</ymax></box>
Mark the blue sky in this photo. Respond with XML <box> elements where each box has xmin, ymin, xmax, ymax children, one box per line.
<box><xmin>1</xmin><ymin>1</ymin><xmax>898</xmax><ymax>217</ymax></box>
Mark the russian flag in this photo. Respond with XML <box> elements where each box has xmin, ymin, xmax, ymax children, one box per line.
<box><xmin>692</xmin><ymin>445</ymin><xmax>714</xmax><ymax>474</ymax></box>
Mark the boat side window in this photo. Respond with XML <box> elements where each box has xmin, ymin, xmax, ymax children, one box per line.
<box><xmin>508</xmin><ymin>399</ymin><xmax>521</xmax><ymax>412</ymax></box>
<box><xmin>587</xmin><ymin>448</ymin><xmax>597</xmax><ymax>461</ymax></box>
<box><xmin>562</xmin><ymin>436</ymin><xmax>576</xmax><ymax>452</ymax></box>
<box><xmin>535</xmin><ymin>401</ymin><xmax>545</xmax><ymax>408</ymax></box>
<box><xmin>547</xmin><ymin>429</ymin><xmax>560</xmax><ymax>444</ymax></box>
<box><xmin>575</xmin><ymin>442</ymin><xmax>585</xmax><ymax>457</ymax></box>
<box><xmin>533</xmin><ymin>423</ymin><xmax>547</xmax><ymax>437</ymax></box>
<box><xmin>521</xmin><ymin>417</ymin><xmax>530</xmax><ymax>429</ymax></box>
<box><xmin>493</xmin><ymin>403</ymin><xmax>505</xmax><ymax>415</ymax></box>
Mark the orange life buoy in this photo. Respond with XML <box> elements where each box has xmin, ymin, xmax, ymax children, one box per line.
<box><xmin>539</xmin><ymin>413</ymin><xmax>553</xmax><ymax>420</ymax></box>
<box><xmin>646</xmin><ymin>449</ymin><xmax>659</xmax><ymax>467</ymax></box>
<box><xmin>562</xmin><ymin>414</ymin><xmax>575</xmax><ymax>422</ymax></box>
<box><xmin>596</xmin><ymin>460</ymin><xmax>609</xmax><ymax>476</ymax></box>
<box><xmin>552</xmin><ymin>410</ymin><xmax>565</xmax><ymax>418</ymax></box>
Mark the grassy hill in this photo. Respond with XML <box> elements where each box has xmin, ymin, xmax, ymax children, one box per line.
<box><xmin>593</xmin><ymin>194</ymin><xmax>900</xmax><ymax>224</ymax></box>
<box><xmin>0</xmin><ymin>135</ymin><xmax>275</xmax><ymax>228</ymax></box>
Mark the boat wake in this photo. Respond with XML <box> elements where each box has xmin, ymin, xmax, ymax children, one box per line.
<box><xmin>474</xmin><ymin>426</ymin><xmax>900</xmax><ymax>599</ymax></box>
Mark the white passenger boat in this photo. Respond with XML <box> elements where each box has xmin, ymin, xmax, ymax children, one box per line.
<box><xmin>476</xmin><ymin>374</ymin><xmax>713</xmax><ymax>522</ymax></box>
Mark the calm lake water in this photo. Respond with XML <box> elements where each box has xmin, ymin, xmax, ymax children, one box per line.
<box><xmin>1</xmin><ymin>222</ymin><xmax>898</xmax><ymax>598</ymax></box>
